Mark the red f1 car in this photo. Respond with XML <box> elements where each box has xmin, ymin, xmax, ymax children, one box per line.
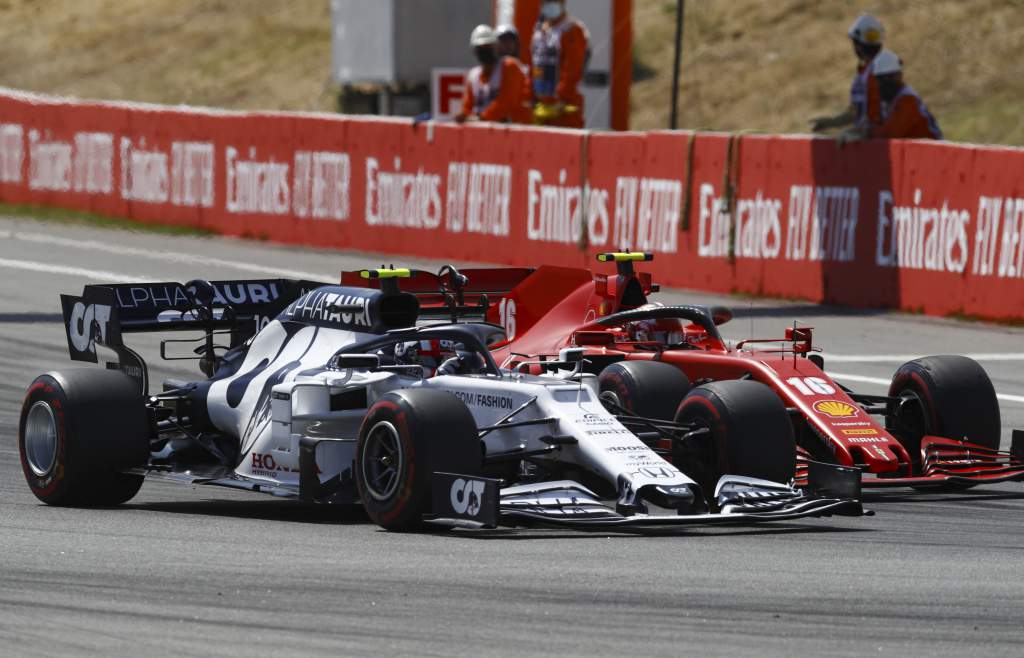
<box><xmin>343</xmin><ymin>255</ymin><xmax>1024</xmax><ymax>492</ymax></box>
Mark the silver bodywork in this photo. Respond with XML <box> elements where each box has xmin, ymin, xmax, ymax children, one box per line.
<box><xmin>151</xmin><ymin>291</ymin><xmax>864</xmax><ymax>528</ymax></box>
<box><xmin>201</xmin><ymin>314</ymin><xmax>696</xmax><ymax>509</ymax></box>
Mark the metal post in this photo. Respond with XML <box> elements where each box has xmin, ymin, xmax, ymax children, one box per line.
<box><xmin>669</xmin><ymin>0</ymin><xmax>685</xmax><ymax>130</ymax></box>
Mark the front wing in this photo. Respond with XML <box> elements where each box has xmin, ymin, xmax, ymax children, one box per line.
<box><xmin>796</xmin><ymin>432</ymin><xmax>1024</xmax><ymax>490</ymax></box>
<box><xmin>430</xmin><ymin>469</ymin><xmax>867</xmax><ymax>530</ymax></box>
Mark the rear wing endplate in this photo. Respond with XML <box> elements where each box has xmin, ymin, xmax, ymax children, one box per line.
<box><xmin>60</xmin><ymin>278</ymin><xmax>326</xmax><ymax>392</ymax></box>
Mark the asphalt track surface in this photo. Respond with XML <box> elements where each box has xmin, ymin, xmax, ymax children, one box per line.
<box><xmin>1</xmin><ymin>216</ymin><xmax>1023</xmax><ymax>657</ymax></box>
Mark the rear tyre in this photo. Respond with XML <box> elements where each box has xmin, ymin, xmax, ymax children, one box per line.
<box><xmin>19</xmin><ymin>370</ymin><xmax>150</xmax><ymax>506</ymax></box>
<box><xmin>888</xmin><ymin>355</ymin><xmax>1001</xmax><ymax>463</ymax></box>
<box><xmin>673</xmin><ymin>380</ymin><xmax>796</xmax><ymax>500</ymax></box>
<box><xmin>356</xmin><ymin>389</ymin><xmax>481</xmax><ymax>532</ymax></box>
<box><xmin>598</xmin><ymin>360</ymin><xmax>690</xmax><ymax>420</ymax></box>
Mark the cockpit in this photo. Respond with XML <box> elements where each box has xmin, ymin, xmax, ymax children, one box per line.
<box><xmin>334</xmin><ymin>324</ymin><xmax>505</xmax><ymax>378</ymax></box>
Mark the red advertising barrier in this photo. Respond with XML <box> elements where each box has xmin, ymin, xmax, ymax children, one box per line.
<box><xmin>1</xmin><ymin>88</ymin><xmax>1023</xmax><ymax>320</ymax></box>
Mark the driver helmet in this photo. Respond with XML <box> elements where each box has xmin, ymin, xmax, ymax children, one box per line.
<box><xmin>393</xmin><ymin>339</ymin><xmax>466</xmax><ymax>372</ymax></box>
<box><xmin>626</xmin><ymin>303</ymin><xmax>685</xmax><ymax>346</ymax></box>
<box><xmin>393</xmin><ymin>340</ymin><xmax>420</xmax><ymax>364</ymax></box>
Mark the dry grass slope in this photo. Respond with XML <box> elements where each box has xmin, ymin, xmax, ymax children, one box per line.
<box><xmin>0</xmin><ymin>0</ymin><xmax>335</xmax><ymax>111</ymax></box>
<box><xmin>631</xmin><ymin>0</ymin><xmax>1024</xmax><ymax>145</ymax></box>
<box><xmin>0</xmin><ymin>0</ymin><xmax>1021</xmax><ymax>145</ymax></box>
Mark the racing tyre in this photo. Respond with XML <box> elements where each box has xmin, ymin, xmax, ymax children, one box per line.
<box><xmin>356</xmin><ymin>389</ymin><xmax>481</xmax><ymax>532</ymax></box>
<box><xmin>888</xmin><ymin>355</ymin><xmax>1000</xmax><ymax>462</ymax></box>
<box><xmin>599</xmin><ymin>361</ymin><xmax>690</xmax><ymax>420</ymax></box>
<box><xmin>19</xmin><ymin>370</ymin><xmax>150</xmax><ymax>506</ymax></box>
<box><xmin>673</xmin><ymin>380</ymin><xmax>796</xmax><ymax>500</ymax></box>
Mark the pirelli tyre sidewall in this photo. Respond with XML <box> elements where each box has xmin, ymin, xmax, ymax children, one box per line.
<box><xmin>599</xmin><ymin>360</ymin><xmax>691</xmax><ymax>421</ymax></box>
<box><xmin>18</xmin><ymin>370</ymin><xmax>149</xmax><ymax>506</ymax></box>
<box><xmin>356</xmin><ymin>389</ymin><xmax>481</xmax><ymax>532</ymax></box>
<box><xmin>673</xmin><ymin>380</ymin><xmax>796</xmax><ymax>498</ymax></box>
<box><xmin>889</xmin><ymin>355</ymin><xmax>1001</xmax><ymax>457</ymax></box>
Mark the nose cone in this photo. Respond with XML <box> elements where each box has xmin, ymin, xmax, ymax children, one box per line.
<box><xmin>642</xmin><ymin>483</ymin><xmax>707</xmax><ymax>515</ymax></box>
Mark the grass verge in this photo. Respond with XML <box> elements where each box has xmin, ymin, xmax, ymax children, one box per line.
<box><xmin>0</xmin><ymin>202</ymin><xmax>213</xmax><ymax>237</ymax></box>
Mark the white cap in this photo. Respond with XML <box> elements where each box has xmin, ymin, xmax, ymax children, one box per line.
<box><xmin>848</xmin><ymin>14</ymin><xmax>885</xmax><ymax>45</ymax></box>
<box><xmin>495</xmin><ymin>24</ymin><xmax>518</xmax><ymax>39</ymax></box>
<box><xmin>470</xmin><ymin>24</ymin><xmax>497</xmax><ymax>47</ymax></box>
<box><xmin>872</xmin><ymin>49</ymin><xmax>901</xmax><ymax>75</ymax></box>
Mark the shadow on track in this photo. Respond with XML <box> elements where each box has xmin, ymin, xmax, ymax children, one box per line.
<box><xmin>129</xmin><ymin>498</ymin><xmax>369</xmax><ymax>524</ymax></box>
<box><xmin>414</xmin><ymin>523</ymin><xmax>872</xmax><ymax>541</ymax></box>
<box><xmin>863</xmin><ymin>489</ymin><xmax>1024</xmax><ymax>504</ymax></box>
<box><xmin>729</xmin><ymin>304</ymin><xmax>889</xmax><ymax>320</ymax></box>
<box><xmin>0</xmin><ymin>313</ymin><xmax>63</xmax><ymax>324</ymax></box>
<box><xmin>128</xmin><ymin>498</ymin><xmax>873</xmax><ymax>539</ymax></box>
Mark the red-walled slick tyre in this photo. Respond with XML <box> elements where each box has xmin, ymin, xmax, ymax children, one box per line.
<box><xmin>673</xmin><ymin>380</ymin><xmax>796</xmax><ymax>500</ymax></box>
<box><xmin>599</xmin><ymin>360</ymin><xmax>691</xmax><ymax>420</ymax></box>
<box><xmin>356</xmin><ymin>389</ymin><xmax>481</xmax><ymax>532</ymax></box>
<box><xmin>19</xmin><ymin>370</ymin><xmax>150</xmax><ymax>506</ymax></box>
<box><xmin>889</xmin><ymin>355</ymin><xmax>1001</xmax><ymax>467</ymax></box>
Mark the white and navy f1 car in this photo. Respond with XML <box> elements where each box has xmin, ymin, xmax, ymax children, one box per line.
<box><xmin>18</xmin><ymin>269</ymin><xmax>866</xmax><ymax>531</ymax></box>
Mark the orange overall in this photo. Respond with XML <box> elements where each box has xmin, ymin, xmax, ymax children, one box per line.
<box><xmin>530</xmin><ymin>15</ymin><xmax>589</xmax><ymax>128</ymax></box>
<box><xmin>871</xmin><ymin>86</ymin><xmax>943</xmax><ymax>139</ymax></box>
<box><xmin>458</xmin><ymin>57</ymin><xmax>533</xmax><ymax>124</ymax></box>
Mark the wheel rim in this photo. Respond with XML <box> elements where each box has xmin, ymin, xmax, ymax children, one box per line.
<box><xmin>675</xmin><ymin>411</ymin><xmax>720</xmax><ymax>492</ymax></box>
<box><xmin>599</xmin><ymin>390</ymin><xmax>623</xmax><ymax>412</ymax></box>
<box><xmin>361</xmin><ymin>421</ymin><xmax>403</xmax><ymax>501</ymax></box>
<box><xmin>895</xmin><ymin>390</ymin><xmax>929</xmax><ymax>439</ymax></box>
<box><xmin>24</xmin><ymin>401</ymin><xmax>58</xmax><ymax>477</ymax></box>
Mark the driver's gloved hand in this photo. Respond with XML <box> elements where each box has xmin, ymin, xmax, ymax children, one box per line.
<box><xmin>464</xmin><ymin>352</ymin><xmax>486</xmax><ymax>374</ymax></box>
<box><xmin>436</xmin><ymin>354</ymin><xmax>463</xmax><ymax>376</ymax></box>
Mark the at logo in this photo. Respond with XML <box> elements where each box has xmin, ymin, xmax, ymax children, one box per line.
<box><xmin>68</xmin><ymin>301</ymin><xmax>112</xmax><ymax>354</ymax></box>
<box><xmin>814</xmin><ymin>400</ymin><xmax>858</xmax><ymax>418</ymax></box>
<box><xmin>450</xmin><ymin>478</ymin><xmax>485</xmax><ymax>516</ymax></box>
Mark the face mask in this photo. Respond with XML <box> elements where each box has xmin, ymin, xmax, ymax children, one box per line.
<box><xmin>879</xmin><ymin>78</ymin><xmax>901</xmax><ymax>101</ymax></box>
<box><xmin>541</xmin><ymin>2</ymin><xmax>563</xmax><ymax>20</ymax></box>
<box><xmin>853</xmin><ymin>41</ymin><xmax>880</xmax><ymax>64</ymax></box>
<box><xmin>497</xmin><ymin>36</ymin><xmax>518</xmax><ymax>58</ymax></box>
<box><xmin>475</xmin><ymin>47</ymin><xmax>498</xmax><ymax>66</ymax></box>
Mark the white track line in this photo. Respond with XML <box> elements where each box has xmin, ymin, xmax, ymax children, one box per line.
<box><xmin>828</xmin><ymin>371</ymin><xmax>1024</xmax><ymax>404</ymax></box>
<box><xmin>824</xmin><ymin>353</ymin><xmax>1024</xmax><ymax>363</ymax></box>
<box><xmin>0</xmin><ymin>257</ymin><xmax>151</xmax><ymax>282</ymax></box>
<box><xmin>0</xmin><ymin>229</ymin><xmax>334</xmax><ymax>281</ymax></box>
<box><xmin>7</xmin><ymin>229</ymin><xmax>1024</xmax><ymax>404</ymax></box>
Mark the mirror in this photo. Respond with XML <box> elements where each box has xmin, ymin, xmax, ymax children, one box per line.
<box><xmin>710</xmin><ymin>305</ymin><xmax>733</xmax><ymax>326</ymax></box>
<box><xmin>558</xmin><ymin>347</ymin><xmax>585</xmax><ymax>363</ymax></box>
<box><xmin>333</xmin><ymin>354</ymin><xmax>380</xmax><ymax>370</ymax></box>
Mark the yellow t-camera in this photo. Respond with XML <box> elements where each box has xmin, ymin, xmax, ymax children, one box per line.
<box><xmin>596</xmin><ymin>252</ymin><xmax>654</xmax><ymax>263</ymax></box>
<box><xmin>359</xmin><ymin>268</ymin><xmax>412</xmax><ymax>279</ymax></box>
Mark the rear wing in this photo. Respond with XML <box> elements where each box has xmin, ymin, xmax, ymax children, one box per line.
<box><xmin>340</xmin><ymin>267</ymin><xmax>534</xmax><ymax>322</ymax></box>
<box><xmin>60</xmin><ymin>278</ymin><xmax>326</xmax><ymax>392</ymax></box>
<box><xmin>341</xmin><ymin>266</ymin><xmax>596</xmax><ymax>351</ymax></box>
<box><xmin>341</xmin><ymin>255</ymin><xmax>664</xmax><ymax>360</ymax></box>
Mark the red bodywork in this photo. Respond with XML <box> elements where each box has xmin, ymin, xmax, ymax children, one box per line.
<box><xmin>343</xmin><ymin>265</ymin><xmax>1024</xmax><ymax>489</ymax></box>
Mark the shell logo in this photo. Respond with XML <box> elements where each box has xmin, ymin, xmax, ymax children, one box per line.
<box><xmin>814</xmin><ymin>400</ymin><xmax>858</xmax><ymax>418</ymax></box>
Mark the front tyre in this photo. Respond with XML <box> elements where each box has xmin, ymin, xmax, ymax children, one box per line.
<box><xmin>356</xmin><ymin>389</ymin><xmax>481</xmax><ymax>532</ymax></box>
<box><xmin>889</xmin><ymin>355</ymin><xmax>1001</xmax><ymax>460</ymax></box>
<box><xmin>673</xmin><ymin>380</ymin><xmax>796</xmax><ymax>499</ymax></box>
<box><xmin>19</xmin><ymin>370</ymin><xmax>150</xmax><ymax>506</ymax></box>
<box><xmin>599</xmin><ymin>360</ymin><xmax>691</xmax><ymax>420</ymax></box>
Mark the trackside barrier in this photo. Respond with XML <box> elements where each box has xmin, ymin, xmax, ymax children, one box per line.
<box><xmin>1</xmin><ymin>87</ymin><xmax>1023</xmax><ymax>321</ymax></box>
